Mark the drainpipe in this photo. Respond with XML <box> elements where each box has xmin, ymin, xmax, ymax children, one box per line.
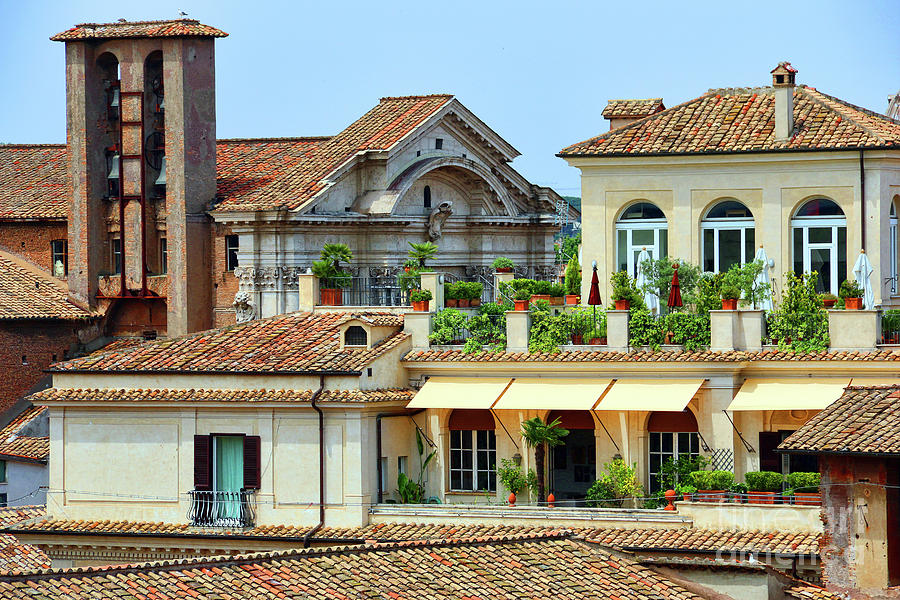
<box><xmin>376</xmin><ymin>409</ymin><xmax>425</xmax><ymax>504</ymax></box>
<box><xmin>860</xmin><ymin>150</ymin><xmax>866</xmax><ymax>251</ymax></box>
<box><xmin>302</xmin><ymin>374</ymin><xmax>326</xmax><ymax>548</ymax></box>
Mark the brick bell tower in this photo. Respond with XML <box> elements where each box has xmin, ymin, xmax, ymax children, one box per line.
<box><xmin>52</xmin><ymin>19</ymin><xmax>226</xmax><ymax>337</ymax></box>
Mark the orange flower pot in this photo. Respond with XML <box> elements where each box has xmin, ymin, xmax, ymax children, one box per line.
<box><xmin>320</xmin><ymin>288</ymin><xmax>343</xmax><ymax>306</ymax></box>
<box><xmin>844</xmin><ymin>297</ymin><xmax>862</xmax><ymax>310</ymax></box>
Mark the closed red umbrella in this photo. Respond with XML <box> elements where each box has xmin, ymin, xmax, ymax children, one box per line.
<box><xmin>588</xmin><ymin>262</ymin><xmax>602</xmax><ymax>306</ymax></box>
<box><xmin>667</xmin><ymin>263</ymin><xmax>682</xmax><ymax>308</ymax></box>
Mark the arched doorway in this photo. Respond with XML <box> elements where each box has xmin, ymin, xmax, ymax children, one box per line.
<box><xmin>791</xmin><ymin>197</ymin><xmax>847</xmax><ymax>294</ymax></box>
<box><xmin>647</xmin><ymin>409</ymin><xmax>699</xmax><ymax>493</ymax></box>
<box><xmin>547</xmin><ymin>410</ymin><xmax>595</xmax><ymax>501</ymax></box>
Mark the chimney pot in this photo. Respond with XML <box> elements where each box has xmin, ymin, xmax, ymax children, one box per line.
<box><xmin>771</xmin><ymin>62</ymin><xmax>797</xmax><ymax>140</ymax></box>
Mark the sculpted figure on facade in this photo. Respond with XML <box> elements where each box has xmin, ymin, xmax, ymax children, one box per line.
<box><xmin>427</xmin><ymin>201</ymin><xmax>453</xmax><ymax>240</ymax></box>
<box><xmin>232</xmin><ymin>291</ymin><xmax>255</xmax><ymax>323</ymax></box>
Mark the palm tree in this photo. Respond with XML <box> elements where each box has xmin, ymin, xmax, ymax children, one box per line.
<box><xmin>408</xmin><ymin>241</ymin><xmax>438</xmax><ymax>268</ymax></box>
<box><xmin>520</xmin><ymin>417</ymin><xmax>569</xmax><ymax>504</ymax></box>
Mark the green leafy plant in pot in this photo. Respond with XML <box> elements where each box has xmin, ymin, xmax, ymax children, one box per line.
<box><xmin>690</xmin><ymin>470</ymin><xmax>734</xmax><ymax>502</ymax></box>
<box><xmin>312</xmin><ymin>243</ymin><xmax>353</xmax><ymax>306</ymax></box>
<box><xmin>513</xmin><ymin>287</ymin><xmax>532</xmax><ymax>311</ymax></box>
<box><xmin>719</xmin><ymin>284</ymin><xmax>741</xmax><ymax>310</ymax></box>
<box><xmin>408</xmin><ymin>241</ymin><xmax>438</xmax><ymax>269</ymax></box>
<box><xmin>585</xmin><ymin>458</ymin><xmax>642</xmax><ymax>508</ymax></box>
<box><xmin>497</xmin><ymin>458</ymin><xmax>537</xmax><ymax>505</ymax></box>
<box><xmin>409</xmin><ymin>288</ymin><xmax>432</xmax><ymax>312</ymax></box>
<box><xmin>839</xmin><ymin>279</ymin><xmax>865</xmax><ymax>310</ymax></box>
<box><xmin>610</xmin><ymin>270</ymin><xmax>642</xmax><ymax>310</ymax></box>
<box><xmin>397</xmin><ymin>429</ymin><xmax>436</xmax><ymax>504</ymax></box>
<box><xmin>564</xmin><ymin>254</ymin><xmax>581</xmax><ymax>305</ymax></box>
<box><xmin>492</xmin><ymin>256</ymin><xmax>515</xmax><ymax>273</ymax></box>
<box><xmin>784</xmin><ymin>472</ymin><xmax>821</xmax><ymax>505</ymax></box>
<box><xmin>744</xmin><ymin>470</ymin><xmax>784</xmax><ymax>504</ymax></box>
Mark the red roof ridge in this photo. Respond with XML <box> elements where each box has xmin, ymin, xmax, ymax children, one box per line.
<box><xmin>0</xmin><ymin>143</ymin><xmax>66</xmax><ymax>149</ymax></box>
<box><xmin>0</xmin><ymin>530</ymin><xmax>574</xmax><ymax>580</ymax></box>
<box><xmin>378</xmin><ymin>94</ymin><xmax>454</xmax><ymax>102</ymax></box>
<box><xmin>798</xmin><ymin>85</ymin><xmax>900</xmax><ymax>143</ymax></box>
<box><xmin>217</xmin><ymin>136</ymin><xmax>332</xmax><ymax>143</ymax></box>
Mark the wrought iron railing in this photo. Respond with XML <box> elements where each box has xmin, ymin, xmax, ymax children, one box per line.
<box><xmin>764</xmin><ymin>310</ymin><xmax>828</xmax><ymax>346</ymax></box>
<box><xmin>188</xmin><ymin>490</ymin><xmax>257</xmax><ymax>528</ymax></box>
<box><xmin>560</xmin><ymin>310</ymin><xmax>607</xmax><ymax>345</ymax></box>
<box><xmin>881</xmin><ymin>309</ymin><xmax>900</xmax><ymax>344</ymax></box>
<box><xmin>319</xmin><ymin>277</ymin><xmax>411</xmax><ymax>307</ymax></box>
<box><xmin>430</xmin><ymin>313</ymin><xmax>506</xmax><ymax>346</ymax></box>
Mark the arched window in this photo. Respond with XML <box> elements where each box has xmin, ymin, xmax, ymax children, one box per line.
<box><xmin>616</xmin><ymin>202</ymin><xmax>667</xmax><ymax>277</ymax></box>
<box><xmin>344</xmin><ymin>325</ymin><xmax>367</xmax><ymax>346</ymax></box>
<box><xmin>791</xmin><ymin>198</ymin><xmax>847</xmax><ymax>294</ymax></box>
<box><xmin>449</xmin><ymin>410</ymin><xmax>496</xmax><ymax>492</ymax></box>
<box><xmin>701</xmin><ymin>200</ymin><xmax>755</xmax><ymax>273</ymax></box>
<box><xmin>647</xmin><ymin>409</ymin><xmax>699</xmax><ymax>493</ymax></box>
<box><xmin>424</xmin><ymin>185</ymin><xmax>432</xmax><ymax>209</ymax></box>
<box><xmin>891</xmin><ymin>202</ymin><xmax>898</xmax><ymax>294</ymax></box>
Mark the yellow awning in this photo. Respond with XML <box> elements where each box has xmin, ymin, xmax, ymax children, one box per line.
<box><xmin>406</xmin><ymin>377</ymin><xmax>512</xmax><ymax>409</ymax></box>
<box><xmin>492</xmin><ymin>378</ymin><xmax>613</xmax><ymax>411</ymax></box>
<box><xmin>726</xmin><ymin>378</ymin><xmax>850</xmax><ymax>411</ymax></box>
<box><xmin>595</xmin><ymin>379</ymin><xmax>704</xmax><ymax>411</ymax></box>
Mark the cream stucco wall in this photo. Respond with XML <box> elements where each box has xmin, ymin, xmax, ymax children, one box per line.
<box><xmin>568</xmin><ymin>151</ymin><xmax>900</xmax><ymax>305</ymax></box>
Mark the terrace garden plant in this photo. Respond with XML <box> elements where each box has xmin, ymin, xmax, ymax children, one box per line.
<box><xmin>428</xmin><ymin>308</ymin><xmax>468</xmax><ymax>345</ymax></box>
<box><xmin>496</xmin><ymin>458</ymin><xmax>537</xmax><ymax>505</ymax></box>
<box><xmin>662</xmin><ymin>312</ymin><xmax>711</xmax><ymax>351</ymax></box>
<box><xmin>409</xmin><ymin>289</ymin><xmax>432</xmax><ymax>312</ymax></box>
<box><xmin>744</xmin><ymin>470</ymin><xmax>784</xmax><ymax>504</ymax></box>
<box><xmin>785</xmin><ymin>472</ymin><xmax>821</xmax><ymax>505</ymax></box>
<box><xmin>564</xmin><ymin>254</ymin><xmax>581</xmax><ymax>304</ymax></box>
<box><xmin>397</xmin><ymin>428</ymin><xmax>436</xmax><ymax>504</ymax></box>
<box><xmin>719</xmin><ymin>284</ymin><xmax>741</xmax><ymax>310</ymax></box>
<box><xmin>463</xmin><ymin>302</ymin><xmax>508</xmax><ymax>354</ymax></box>
<box><xmin>520</xmin><ymin>416</ymin><xmax>569</xmax><ymax>504</ymax></box>
<box><xmin>839</xmin><ymin>279</ymin><xmax>865</xmax><ymax>309</ymax></box>
<box><xmin>491</xmin><ymin>257</ymin><xmax>515</xmax><ymax>272</ymax></box>
<box><xmin>690</xmin><ymin>470</ymin><xmax>734</xmax><ymax>502</ymax></box>
<box><xmin>408</xmin><ymin>241</ymin><xmax>438</xmax><ymax>269</ymax></box>
<box><xmin>819</xmin><ymin>292</ymin><xmax>838</xmax><ymax>308</ymax></box>
<box><xmin>719</xmin><ymin>260</ymin><xmax>770</xmax><ymax>308</ymax></box>
<box><xmin>766</xmin><ymin>272</ymin><xmax>829</xmax><ymax>352</ymax></box>
<box><xmin>528</xmin><ymin>304</ymin><xmax>573</xmax><ymax>353</ymax></box>
<box><xmin>531</xmin><ymin>280</ymin><xmax>552</xmax><ymax>301</ymax></box>
<box><xmin>312</xmin><ymin>243</ymin><xmax>353</xmax><ymax>305</ymax></box>
<box><xmin>611</xmin><ymin>270</ymin><xmax>643</xmax><ymax>310</ymax></box>
<box><xmin>628</xmin><ymin>308</ymin><xmax>664</xmax><ymax>349</ymax></box>
<box><xmin>639</xmin><ymin>257</ymin><xmax>702</xmax><ymax>308</ymax></box>
<box><xmin>513</xmin><ymin>287</ymin><xmax>532</xmax><ymax>311</ymax></box>
<box><xmin>586</xmin><ymin>458</ymin><xmax>642</xmax><ymax>508</ymax></box>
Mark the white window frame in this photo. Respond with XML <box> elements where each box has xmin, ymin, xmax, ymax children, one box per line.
<box><xmin>890</xmin><ymin>205</ymin><xmax>898</xmax><ymax>295</ymax></box>
<box><xmin>449</xmin><ymin>429</ymin><xmax>496</xmax><ymax>492</ymax></box>
<box><xmin>790</xmin><ymin>216</ymin><xmax>846</xmax><ymax>296</ymax></box>
<box><xmin>616</xmin><ymin>219</ymin><xmax>667</xmax><ymax>278</ymax></box>
<box><xmin>700</xmin><ymin>218</ymin><xmax>755</xmax><ymax>273</ymax></box>
<box><xmin>648</xmin><ymin>431</ymin><xmax>699</xmax><ymax>492</ymax></box>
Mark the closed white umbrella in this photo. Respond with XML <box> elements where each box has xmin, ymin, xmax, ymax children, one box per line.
<box><xmin>852</xmin><ymin>250</ymin><xmax>875</xmax><ymax>309</ymax></box>
<box><xmin>753</xmin><ymin>246</ymin><xmax>774</xmax><ymax>312</ymax></box>
<box><xmin>636</xmin><ymin>248</ymin><xmax>659</xmax><ymax>314</ymax></box>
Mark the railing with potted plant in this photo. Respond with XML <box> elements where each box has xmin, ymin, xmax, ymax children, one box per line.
<box><xmin>881</xmin><ymin>309</ymin><xmax>900</xmax><ymax>344</ymax></box>
<box><xmin>679</xmin><ymin>470</ymin><xmax>821</xmax><ymax>506</ymax></box>
<box><xmin>319</xmin><ymin>276</ymin><xmax>409</xmax><ymax>307</ymax></box>
<box><xmin>764</xmin><ymin>272</ymin><xmax>829</xmax><ymax>352</ymax></box>
<box><xmin>312</xmin><ymin>243</ymin><xmax>354</xmax><ymax>306</ymax></box>
<box><xmin>429</xmin><ymin>306</ymin><xmax>507</xmax><ymax>353</ymax></box>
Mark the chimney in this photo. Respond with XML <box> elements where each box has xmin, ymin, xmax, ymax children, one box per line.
<box><xmin>771</xmin><ymin>62</ymin><xmax>797</xmax><ymax>140</ymax></box>
<box><xmin>602</xmin><ymin>98</ymin><xmax>665</xmax><ymax>131</ymax></box>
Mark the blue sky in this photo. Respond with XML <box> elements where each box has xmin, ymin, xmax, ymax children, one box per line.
<box><xmin>2</xmin><ymin>0</ymin><xmax>898</xmax><ymax>196</ymax></box>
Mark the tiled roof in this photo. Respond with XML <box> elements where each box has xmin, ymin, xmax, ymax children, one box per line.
<box><xmin>7</xmin><ymin>520</ymin><xmax>818</xmax><ymax>556</ymax></box>
<box><xmin>52</xmin><ymin>311</ymin><xmax>407</xmax><ymax>374</ymax></box>
<box><xmin>0</xmin><ymin>406</ymin><xmax>49</xmax><ymax>462</ymax></box>
<box><xmin>50</xmin><ymin>19</ymin><xmax>228</xmax><ymax>41</ymax></box>
<box><xmin>602</xmin><ymin>98</ymin><xmax>665</xmax><ymax>119</ymax></box>
<box><xmin>785</xmin><ymin>584</ymin><xmax>844</xmax><ymax>599</ymax></box>
<box><xmin>779</xmin><ymin>385</ymin><xmax>900</xmax><ymax>455</ymax></box>
<box><xmin>30</xmin><ymin>387</ymin><xmax>415</xmax><ymax>405</ymax></box>
<box><xmin>0</xmin><ymin>535</ymin><xmax>49</xmax><ymax>574</ymax></box>
<box><xmin>587</xmin><ymin>527</ymin><xmax>819</xmax><ymax>556</ymax></box>
<box><xmin>403</xmin><ymin>348</ymin><xmax>900</xmax><ymax>363</ymax></box>
<box><xmin>561</xmin><ymin>85</ymin><xmax>900</xmax><ymax>156</ymax></box>
<box><xmin>0</xmin><ymin>251</ymin><xmax>92</xmax><ymax>321</ymax></box>
<box><xmin>0</xmin><ymin>507</ymin><xmax>45</xmax><ymax>528</ymax></box>
<box><xmin>0</xmin><ymin>145</ymin><xmax>67</xmax><ymax>220</ymax></box>
<box><xmin>0</xmin><ymin>533</ymin><xmax>704</xmax><ymax>599</ymax></box>
<box><xmin>212</xmin><ymin>95</ymin><xmax>453</xmax><ymax>212</ymax></box>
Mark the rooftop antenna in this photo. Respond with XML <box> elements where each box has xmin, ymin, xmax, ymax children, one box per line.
<box><xmin>889</xmin><ymin>90</ymin><xmax>900</xmax><ymax>121</ymax></box>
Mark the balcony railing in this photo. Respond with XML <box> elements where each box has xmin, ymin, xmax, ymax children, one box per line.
<box><xmin>319</xmin><ymin>277</ymin><xmax>411</xmax><ymax>307</ymax></box>
<box><xmin>188</xmin><ymin>489</ymin><xmax>257</xmax><ymax>528</ymax></box>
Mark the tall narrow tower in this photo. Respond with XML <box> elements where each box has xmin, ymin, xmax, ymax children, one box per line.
<box><xmin>52</xmin><ymin>19</ymin><xmax>226</xmax><ymax>337</ymax></box>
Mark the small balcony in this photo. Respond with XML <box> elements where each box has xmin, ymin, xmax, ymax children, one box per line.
<box><xmin>188</xmin><ymin>490</ymin><xmax>257</xmax><ymax>528</ymax></box>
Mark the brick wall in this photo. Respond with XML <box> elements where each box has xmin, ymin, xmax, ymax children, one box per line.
<box><xmin>0</xmin><ymin>321</ymin><xmax>89</xmax><ymax>414</ymax></box>
<box><xmin>0</xmin><ymin>222</ymin><xmax>68</xmax><ymax>276</ymax></box>
<box><xmin>212</xmin><ymin>225</ymin><xmax>238</xmax><ymax>328</ymax></box>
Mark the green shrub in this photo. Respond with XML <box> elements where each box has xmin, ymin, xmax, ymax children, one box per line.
<box><xmin>549</xmin><ymin>283</ymin><xmax>566</xmax><ymax>298</ymax></box>
<box><xmin>497</xmin><ymin>458</ymin><xmax>528</xmax><ymax>495</ymax></box>
<box><xmin>720</xmin><ymin>260</ymin><xmax>770</xmax><ymax>307</ymax></box>
<box><xmin>720</xmin><ymin>284</ymin><xmax>741</xmax><ymax>300</ymax></box>
<box><xmin>628</xmin><ymin>308</ymin><xmax>664</xmax><ymax>348</ymax></box>
<box><xmin>638</xmin><ymin>257</ymin><xmax>702</xmax><ymax>306</ymax></box>
<box><xmin>428</xmin><ymin>309</ymin><xmax>468</xmax><ymax>344</ymax></box>
<box><xmin>688</xmin><ymin>470</ymin><xmax>711</xmax><ymax>490</ymax></box>
<box><xmin>839</xmin><ymin>279</ymin><xmax>864</xmax><ymax>299</ymax></box>
<box><xmin>532</xmin><ymin>280</ymin><xmax>552</xmax><ymax>295</ymax></box>
<box><xmin>586</xmin><ymin>459</ymin><xmax>642</xmax><ymax>507</ymax></box>
<box><xmin>528</xmin><ymin>308</ymin><xmax>569</xmax><ymax>353</ymax></box>
<box><xmin>663</xmin><ymin>312</ymin><xmax>710</xmax><ymax>351</ymax></box>
<box><xmin>409</xmin><ymin>289</ymin><xmax>432</xmax><ymax>302</ymax></box>
<box><xmin>491</xmin><ymin>257</ymin><xmax>514</xmax><ymax>271</ymax></box>
<box><xmin>745</xmin><ymin>470</ymin><xmax>784</xmax><ymax>492</ymax></box>
<box><xmin>514</xmin><ymin>288</ymin><xmax>532</xmax><ymax>301</ymax></box>
<box><xmin>611</xmin><ymin>271</ymin><xmax>644</xmax><ymax>307</ymax></box>
<box><xmin>464</xmin><ymin>281</ymin><xmax>484</xmax><ymax>300</ymax></box>
<box><xmin>708</xmin><ymin>470</ymin><xmax>734</xmax><ymax>490</ymax></box>
<box><xmin>564</xmin><ymin>255</ymin><xmax>581</xmax><ymax>296</ymax></box>
<box><xmin>785</xmin><ymin>472</ymin><xmax>820</xmax><ymax>493</ymax></box>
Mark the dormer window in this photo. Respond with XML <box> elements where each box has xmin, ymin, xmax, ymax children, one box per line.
<box><xmin>345</xmin><ymin>325</ymin><xmax>367</xmax><ymax>346</ymax></box>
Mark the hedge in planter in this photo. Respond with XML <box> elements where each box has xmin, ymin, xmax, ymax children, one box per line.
<box><xmin>689</xmin><ymin>470</ymin><xmax>734</xmax><ymax>501</ymax></box>
<box><xmin>766</xmin><ymin>271</ymin><xmax>829</xmax><ymax>353</ymax></box>
<box><xmin>745</xmin><ymin>470</ymin><xmax>783</xmax><ymax>504</ymax></box>
<box><xmin>463</xmin><ymin>302</ymin><xmax>508</xmax><ymax>354</ymax></box>
<box><xmin>586</xmin><ymin>458</ymin><xmax>642</xmax><ymax>508</ymax></box>
<box><xmin>662</xmin><ymin>312</ymin><xmax>710</xmax><ymax>351</ymax></box>
<box><xmin>628</xmin><ymin>307</ymin><xmax>664</xmax><ymax>349</ymax></box>
<box><xmin>785</xmin><ymin>472</ymin><xmax>821</xmax><ymax>505</ymax></box>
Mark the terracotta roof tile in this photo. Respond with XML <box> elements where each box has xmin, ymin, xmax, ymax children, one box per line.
<box><xmin>602</xmin><ymin>98</ymin><xmax>665</xmax><ymax>119</ymax></box>
<box><xmin>0</xmin><ymin>534</ymin><xmax>705</xmax><ymax>599</ymax></box>
<box><xmin>0</xmin><ymin>407</ymin><xmax>49</xmax><ymax>462</ymax></box>
<box><xmin>0</xmin><ymin>507</ymin><xmax>45</xmax><ymax>528</ymax></box>
<box><xmin>403</xmin><ymin>348</ymin><xmax>900</xmax><ymax>363</ymax></box>
<box><xmin>0</xmin><ymin>251</ymin><xmax>92</xmax><ymax>321</ymax></box>
<box><xmin>0</xmin><ymin>535</ymin><xmax>49</xmax><ymax>574</ymax></box>
<box><xmin>586</xmin><ymin>527</ymin><xmax>819</xmax><ymax>556</ymax></box>
<box><xmin>50</xmin><ymin>19</ymin><xmax>227</xmax><ymax>41</ymax></box>
<box><xmin>212</xmin><ymin>95</ymin><xmax>453</xmax><ymax>212</ymax></box>
<box><xmin>0</xmin><ymin>145</ymin><xmax>67</xmax><ymax>220</ymax></box>
<box><xmin>561</xmin><ymin>85</ymin><xmax>900</xmax><ymax>156</ymax></box>
<box><xmin>52</xmin><ymin>311</ymin><xmax>407</xmax><ymax>373</ymax></box>
<box><xmin>30</xmin><ymin>387</ymin><xmax>414</xmax><ymax>405</ymax></box>
<box><xmin>779</xmin><ymin>385</ymin><xmax>900</xmax><ymax>455</ymax></box>
<box><xmin>786</xmin><ymin>584</ymin><xmax>844</xmax><ymax>599</ymax></box>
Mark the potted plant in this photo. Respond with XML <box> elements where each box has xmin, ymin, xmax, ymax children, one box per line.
<box><xmin>408</xmin><ymin>241</ymin><xmax>438</xmax><ymax>269</ymax></box>
<box><xmin>530</xmin><ymin>280</ymin><xmax>552</xmax><ymax>303</ymax></box>
<box><xmin>729</xmin><ymin>482</ymin><xmax>748</xmax><ymax>504</ymax></box>
<box><xmin>564</xmin><ymin>254</ymin><xmax>581</xmax><ymax>305</ymax></box>
<box><xmin>691</xmin><ymin>470</ymin><xmax>733</xmax><ymax>502</ymax></box>
<box><xmin>492</xmin><ymin>257</ymin><xmax>515</xmax><ymax>273</ymax></box>
<box><xmin>312</xmin><ymin>243</ymin><xmax>353</xmax><ymax>306</ymax></box>
<box><xmin>466</xmin><ymin>281</ymin><xmax>484</xmax><ymax>307</ymax></box>
<box><xmin>720</xmin><ymin>284</ymin><xmax>740</xmax><ymax>310</ymax></box>
<box><xmin>785</xmin><ymin>472</ymin><xmax>821</xmax><ymax>506</ymax></box>
<box><xmin>549</xmin><ymin>283</ymin><xmax>566</xmax><ymax>306</ymax></box>
<box><xmin>611</xmin><ymin>270</ymin><xmax>635</xmax><ymax>310</ymax></box>
<box><xmin>839</xmin><ymin>279</ymin><xmax>865</xmax><ymax>310</ymax></box>
<box><xmin>410</xmin><ymin>289</ymin><xmax>432</xmax><ymax>312</ymax></box>
<box><xmin>588</xmin><ymin>323</ymin><xmax>606</xmax><ymax>345</ymax></box>
<box><xmin>585</xmin><ymin>458</ymin><xmax>641</xmax><ymax>508</ymax></box>
<box><xmin>745</xmin><ymin>471</ymin><xmax>783</xmax><ymax>504</ymax></box>
<box><xmin>679</xmin><ymin>483</ymin><xmax>697</xmax><ymax>503</ymax></box>
<box><xmin>444</xmin><ymin>282</ymin><xmax>459</xmax><ymax>308</ymax></box>
<box><xmin>451</xmin><ymin>282</ymin><xmax>470</xmax><ymax>308</ymax></box>
<box><xmin>513</xmin><ymin>288</ymin><xmax>531</xmax><ymax>311</ymax></box>
<box><xmin>520</xmin><ymin>416</ymin><xmax>569</xmax><ymax>505</ymax></box>
<box><xmin>819</xmin><ymin>292</ymin><xmax>838</xmax><ymax>308</ymax></box>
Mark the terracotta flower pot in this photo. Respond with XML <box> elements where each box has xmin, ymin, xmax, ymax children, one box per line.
<box><xmin>721</xmin><ymin>298</ymin><xmax>738</xmax><ymax>310</ymax></box>
<box><xmin>823</xmin><ymin>298</ymin><xmax>836</xmax><ymax>308</ymax></box>
<box><xmin>514</xmin><ymin>299</ymin><xmax>530</xmax><ymax>311</ymax></box>
<box><xmin>457</xmin><ymin>299</ymin><xmax>471</xmax><ymax>308</ymax></box>
<box><xmin>589</xmin><ymin>337</ymin><xmax>602</xmax><ymax>345</ymax></box>
<box><xmin>614</xmin><ymin>299</ymin><xmax>630</xmax><ymax>310</ymax></box>
<box><xmin>320</xmin><ymin>288</ymin><xmax>343</xmax><ymax>306</ymax></box>
<box><xmin>508</xmin><ymin>492</ymin><xmax>516</xmax><ymax>506</ymax></box>
<box><xmin>697</xmin><ymin>490</ymin><xmax>726</xmax><ymax>503</ymax></box>
<box><xmin>446</xmin><ymin>299</ymin><xmax>458</xmax><ymax>308</ymax></box>
<box><xmin>683</xmin><ymin>492</ymin><xmax>693</xmax><ymax>502</ymax></box>
<box><xmin>571</xmin><ymin>334</ymin><xmax>584</xmax><ymax>345</ymax></box>
<box><xmin>530</xmin><ymin>294</ymin><xmax>550</xmax><ymax>303</ymax></box>
<box><xmin>497</xmin><ymin>267</ymin><xmax>513</xmax><ymax>273</ymax></box>
<box><xmin>412</xmin><ymin>300</ymin><xmax>429</xmax><ymax>312</ymax></box>
<box><xmin>470</xmin><ymin>298</ymin><xmax>481</xmax><ymax>307</ymax></box>
<box><xmin>565</xmin><ymin>295</ymin><xmax>580</xmax><ymax>305</ymax></box>
<box><xmin>600</xmin><ymin>336</ymin><xmax>607</xmax><ymax>345</ymax></box>
<box><xmin>845</xmin><ymin>297</ymin><xmax>862</xmax><ymax>310</ymax></box>
<box><xmin>550</xmin><ymin>296</ymin><xmax>564</xmax><ymax>306</ymax></box>
<box><xmin>794</xmin><ymin>492</ymin><xmax>821</xmax><ymax>506</ymax></box>
<box><xmin>747</xmin><ymin>491</ymin><xmax>776</xmax><ymax>505</ymax></box>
